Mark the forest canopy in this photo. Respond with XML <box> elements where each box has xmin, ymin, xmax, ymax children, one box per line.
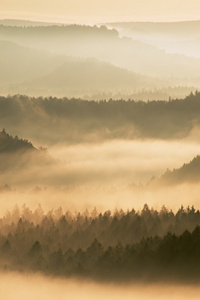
<box><xmin>1</xmin><ymin>204</ymin><xmax>200</xmax><ymax>282</ymax></box>
<box><xmin>0</xmin><ymin>92</ymin><xmax>200</xmax><ymax>144</ymax></box>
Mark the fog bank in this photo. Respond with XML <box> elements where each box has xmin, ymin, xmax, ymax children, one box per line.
<box><xmin>0</xmin><ymin>272</ymin><xmax>200</xmax><ymax>300</ymax></box>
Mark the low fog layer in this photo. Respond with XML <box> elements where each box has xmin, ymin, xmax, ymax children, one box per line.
<box><xmin>1</xmin><ymin>183</ymin><xmax>200</xmax><ymax>218</ymax></box>
<box><xmin>1</xmin><ymin>272</ymin><xmax>200</xmax><ymax>300</ymax></box>
<box><xmin>1</xmin><ymin>128</ymin><xmax>200</xmax><ymax>188</ymax></box>
<box><xmin>49</xmin><ymin>139</ymin><xmax>200</xmax><ymax>186</ymax></box>
<box><xmin>1</xmin><ymin>128</ymin><xmax>200</xmax><ymax>215</ymax></box>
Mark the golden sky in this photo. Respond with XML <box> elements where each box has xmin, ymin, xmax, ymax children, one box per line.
<box><xmin>1</xmin><ymin>0</ymin><xmax>200</xmax><ymax>24</ymax></box>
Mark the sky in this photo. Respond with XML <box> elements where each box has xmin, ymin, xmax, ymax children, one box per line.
<box><xmin>1</xmin><ymin>0</ymin><xmax>200</xmax><ymax>24</ymax></box>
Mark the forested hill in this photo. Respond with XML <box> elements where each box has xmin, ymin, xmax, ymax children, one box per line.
<box><xmin>0</xmin><ymin>129</ymin><xmax>52</xmax><ymax>175</ymax></box>
<box><xmin>0</xmin><ymin>129</ymin><xmax>35</xmax><ymax>153</ymax></box>
<box><xmin>154</xmin><ymin>155</ymin><xmax>200</xmax><ymax>186</ymax></box>
<box><xmin>0</xmin><ymin>92</ymin><xmax>200</xmax><ymax>144</ymax></box>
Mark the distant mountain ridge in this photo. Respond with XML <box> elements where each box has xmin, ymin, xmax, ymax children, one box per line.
<box><xmin>1</xmin><ymin>23</ymin><xmax>200</xmax><ymax>80</ymax></box>
<box><xmin>0</xmin><ymin>40</ymin><xmax>162</xmax><ymax>96</ymax></box>
<box><xmin>0</xmin><ymin>19</ymin><xmax>59</xmax><ymax>27</ymax></box>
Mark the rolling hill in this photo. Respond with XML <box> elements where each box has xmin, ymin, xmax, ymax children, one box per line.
<box><xmin>0</xmin><ymin>40</ymin><xmax>65</xmax><ymax>85</ymax></box>
<box><xmin>149</xmin><ymin>155</ymin><xmax>200</xmax><ymax>186</ymax></box>
<box><xmin>1</xmin><ymin>24</ymin><xmax>200</xmax><ymax>80</ymax></box>
<box><xmin>27</xmin><ymin>58</ymin><xmax>159</xmax><ymax>93</ymax></box>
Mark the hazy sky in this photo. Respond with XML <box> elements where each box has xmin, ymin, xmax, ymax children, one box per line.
<box><xmin>1</xmin><ymin>0</ymin><xmax>200</xmax><ymax>24</ymax></box>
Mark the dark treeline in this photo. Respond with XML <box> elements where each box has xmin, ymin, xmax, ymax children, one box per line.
<box><xmin>0</xmin><ymin>92</ymin><xmax>200</xmax><ymax>143</ymax></box>
<box><xmin>1</xmin><ymin>204</ymin><xmax>200</xmax><ymax>281</ymax></box>
<box><xmin>0</xmin><ymin>128</ymin><xmax>34</xmax><ymax>153</ymax></box>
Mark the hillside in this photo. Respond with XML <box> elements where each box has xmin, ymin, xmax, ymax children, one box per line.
<box><xmin>28</xmin><ymin>58</ymin><xmax>158</xmax><ymax>93</ymax></box>
<box><xmin>0</xmin><ymin>129</ymin><xmax>35</xmax><ymax>153</ymax></box>
<box><xmin>161</xmin><ymin>155</ymin><xmax>200</xmax><ymax>184</ymax></box>
<box><xmin>149</xmin><ymin>155</ymin><xmax>200</xmax><ymax>186</ymax></box>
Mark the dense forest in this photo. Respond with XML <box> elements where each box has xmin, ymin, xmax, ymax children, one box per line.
<box><xmin>1</xmin><ymin>204</ymin><xmax>200</xmax><ymax>282</ymax></box>
<box><xmin>0</xmin><ymin>92</ymin><xmax>200</xmax><ymax>144</ymax></box>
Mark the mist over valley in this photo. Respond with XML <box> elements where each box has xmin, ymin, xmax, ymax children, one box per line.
<box><xmin>1</xmin><ymin>13</ymin><xmax>200</xmax><ymax>299</ymax></box>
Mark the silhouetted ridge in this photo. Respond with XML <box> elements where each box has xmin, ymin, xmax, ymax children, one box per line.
<box><xmin>0</xmin><ymin>129</ymin><xmax>53</xmax><ymax>176</ymax></box>
<box><xmin>0</xmin><ymin>129</ymin><xmax>35</xmax><ymax>153</ymax></box>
